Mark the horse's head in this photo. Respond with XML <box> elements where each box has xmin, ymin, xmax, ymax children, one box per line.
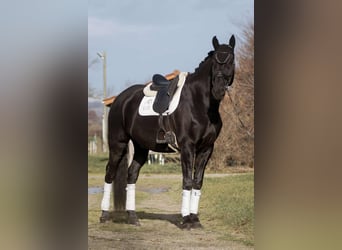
<box><xmin>211</xmin><ymin>35</ymin><xmax>235</xmax><ymax>100</ymax></box>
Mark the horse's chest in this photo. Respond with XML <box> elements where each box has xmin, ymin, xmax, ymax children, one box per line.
<box><xmin>200</xmin><ymin>121</ymin><xmax>222</xmax><ymax>145</ymax></box>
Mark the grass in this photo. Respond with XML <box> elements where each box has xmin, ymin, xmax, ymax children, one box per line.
<box><xmin>165</xmin><ymin>173</ymin><xmax>254</xmax><ymax>246</ymax></box>
<box><xmin>88</xmin><ymin>153</ymin><xmax>108</xmax><ymax>174</ymax></box>
<box><xmin>88</xmin><ymin>154</ymin><xmax>181</xmax><ymax>174</ymax></box>
<box><xmin>139</xmin><ymin>163</ymin><xmax>180</xmax><ymax>174</ymax></box>
<box><xmin>88</xmin><ymin>154</ymin><xmax>254</xmax><ymax>246</ymax></box>
<box><xmin>202</xmin><ymin>174</ymin><xmax>254</xmax><ymax>245</ymax></box>
<box><xmin>88</xmin><ymin>154</ymin><xmax>252</xmax><ymax>175</ymax></box>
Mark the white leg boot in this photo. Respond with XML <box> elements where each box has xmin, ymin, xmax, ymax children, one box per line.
<box><xmin>100</xmin><ymin>182</ymin><xmax>112</xmax><ymax>223</ymax></box>
<box><xmin>181</xmin><ymin>189</ymin><xmax>191</xmax><ymax>217</ymax></box>
<box><xmin>190</xmin><ymin>189</ymin><xmax>202</xmax><ymax>228</ymax></box>
<box><xmin>125</xmin><ymin>184</ymin><xmax>136</xmax><ymax>211</ymax></box>
<box><xmin>101</xmin><ymin>182</ymin><xmax>112</xmax><ymax>211</ymax></box>
<box><xmin>180</xmin><ymin>189</ymin><xmax>192</xmax><ymax>229</ymax></box>
<box><xmin>126</xmin><ymin>184</ymin><xmax>140</xmax><ymax>226</ymax></box>
<box><xmin>190</xmin><ymin>189</ymin><xmax>201</xmax><ymax>214</ymax></box>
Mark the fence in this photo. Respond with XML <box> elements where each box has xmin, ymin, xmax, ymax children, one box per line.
<box><xmin>88</xmin><ymin>137</ymin><xmax>180</xmax><ymax>166</ymax></box>
<box><xmin>88</xmin><ymin>134</ymin><xmax>103</xmax><ymax>154</ymax></box>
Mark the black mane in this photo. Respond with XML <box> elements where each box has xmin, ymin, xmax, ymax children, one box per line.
<box><xmin>193</xmin><ymin>51</ymin><xmax>214</xmax><ymax>74</ymax></box>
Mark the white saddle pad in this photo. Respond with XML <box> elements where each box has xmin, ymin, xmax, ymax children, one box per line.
<box><xmin>138</xmin><ymin>72</ymin><xmax>188</xmax><ymax>116</ymax></box>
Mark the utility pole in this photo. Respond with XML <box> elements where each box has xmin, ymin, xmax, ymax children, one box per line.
<box><xmin>97</xmin><ymin>51</ymin><xmax>108</xmax><ymax>153</ymax></box>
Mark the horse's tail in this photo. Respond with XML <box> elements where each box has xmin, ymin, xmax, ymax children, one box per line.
<box><xmin>113</xmin><ymin>140</ymin><xmax>134</xmax><ymax>211</ymax></box>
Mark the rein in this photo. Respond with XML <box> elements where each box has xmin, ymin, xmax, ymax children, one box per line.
<box><xmin>226</xmin><ymin>88</ymin><xmax>254</xmax><ymax>139</ymax></box>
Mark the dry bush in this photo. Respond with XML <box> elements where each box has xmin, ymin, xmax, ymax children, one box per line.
<box><xmin>209</xmin><ymin>23</ymin><xmax>254</xmax><ymax>170</ymax></box>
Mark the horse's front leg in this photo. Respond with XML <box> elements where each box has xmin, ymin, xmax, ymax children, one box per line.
<box><xmin>190</xmin><ymin>145</ymin><xmax>214</xmax><ymax>228</ymax></box>
<box><xmin>180</xmin><ymin>143</ymin><xmax>196</xmax><ymax>230</ymax></box>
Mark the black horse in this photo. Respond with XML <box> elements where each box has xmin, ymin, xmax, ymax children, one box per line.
<box><xmin>100</xmin><ymin>35</ymin><xmax>235</xmax><ymax>230</ymax></box>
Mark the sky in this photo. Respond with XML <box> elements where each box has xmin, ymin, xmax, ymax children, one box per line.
<box><xmin>88</xmin><ymin>0</ymin><xmax>253</xmax><ymax>96</ymax></box>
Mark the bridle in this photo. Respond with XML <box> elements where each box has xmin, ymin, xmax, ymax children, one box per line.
<box><xmin>214</xmin><ymin>49</ymin><xmax>253</xmax><ymax>139</ymax></box>
<box><xmin>212</xmin><ymin>50</ymin><xmax>235</xmax><ymax>90</ymax></box>
<box><xmin>214</xmin><ymin>51</ymin><xmax>231</xmax><ymax>64</ymax></box>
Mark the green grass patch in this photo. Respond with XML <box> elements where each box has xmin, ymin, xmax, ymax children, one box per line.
<box><xmin>88</xmin><ymin>170</ymin><xmax>254</xmax><ymax>246</ymax></box>
<box><xmin>160</xmin><ymin>173</ymin><xmax>254</xmax><ymax>246</ymax></box>
<box><xmin>88</xmin><ymin>154</ymin><xmax>181</xmax><ymax>174</ymax></box>
<box><xmin>139</xmin><ymin>163</ymin><xmax>180</xmax><ymax>174</ymax></box>
<box><xmin>201</xmin><ymin>173</ymin><xmax>254</xmax><ymax>245</ymax></box>
<box><xmin>88</xmin><ymin>154</ymin><xmax>251</xmax><ymax>175</ymax></box>
<box><xmin>88</xmin><ymin>154</ymin><xmax>254</xmax><ymax>245</ymax></box>
<box><xmin>88</xmin><ymin>154</ymin><xmax>108</xmax><ymax>174</ymax></box>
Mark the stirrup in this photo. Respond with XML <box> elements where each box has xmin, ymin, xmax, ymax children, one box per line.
<box><xmin>165</xmin><ymin>131</ymin><xmax>176</xmax><ymax>145</ymax></box>
<box><xmin>156</xmin><ymin>128</ymin><xmax>167</xmax><ymax>144</ymax></box>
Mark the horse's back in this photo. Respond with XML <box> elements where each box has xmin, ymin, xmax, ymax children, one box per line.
<box><xmin>107</xmin><ymin>85</ymin><xmax>144</xmax><ymax>142</ymax></box>
<box><xmin>109</xmin><ymin>85</ymin><xmax>144</xmax><ymax>115</ymax></box>
<box><xmin>108</xmin><ymin>84</ymin><xmax>176</xmax><ymax>153</ymax></box>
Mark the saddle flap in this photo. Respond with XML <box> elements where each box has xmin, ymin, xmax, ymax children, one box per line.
<box><xmin>152</xmin><ymin>87</ymin><xmax>170</xmax><ymax>114</ymax></box>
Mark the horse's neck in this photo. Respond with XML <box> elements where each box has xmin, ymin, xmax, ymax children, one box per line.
<box><xmin>188</xmin><ymin>60</ymin><xmax>221</xmax><ymax>111</ymax></box>
<box><xmin>187</xmin><ymin>73</ymin><xmax>221</xmax><ymax>126</ymax></box>
<box><xmin>209</xmin><ymin>97</ymin><xmax>220</xmax><ymax>111</ymax></box>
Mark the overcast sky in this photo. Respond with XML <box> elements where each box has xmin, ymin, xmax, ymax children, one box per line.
<box><xmin>88</xmin><ymin>0</ymin><xmax>253</xmax><ymax>96</ymax></box>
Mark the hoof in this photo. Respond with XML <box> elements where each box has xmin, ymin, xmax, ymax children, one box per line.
<box><xmin>190</xmin><ymin>213</ymin><xmax>203</xmax><ymax>229</ymax></box>
<box><xmin>127</xmin><ymin>210</ymin><xmax>141</xmax><ymax>226</ymax></box>
<box><xmin>99</xmin><ymin>210</ymin><xmax>111</xmax><ymax>223</ymax></box>
<box><xmin>180</xmin><ymin>215</ymin><xmax>192</xmax><ymax>230</ymax></box>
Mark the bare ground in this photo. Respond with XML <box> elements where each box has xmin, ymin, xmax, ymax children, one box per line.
<box><xmin>88</xmin><ymin>174</ymin><xmax>253</xmax><ymax>250</ymax></box>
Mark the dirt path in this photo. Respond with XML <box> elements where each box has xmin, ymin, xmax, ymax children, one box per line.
<box><xmin>88</xmin><ymin>173</ymin><xmax>253</xmax><ymax>250</ymax></box>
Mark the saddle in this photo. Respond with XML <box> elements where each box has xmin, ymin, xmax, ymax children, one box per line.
<box><xmin>105</xmin><ymin>70</ymin><xmax>182</xmax><ymax>149</ymax></box>
<box><xmin>149</xmin><ymin>74</ymin><xmax>179</xmax><ymax>146</ymax></box>
<box><xmin>151</xmin><ymin>74</ymin><xmax>179</xmax><ymax>114</ymax></box>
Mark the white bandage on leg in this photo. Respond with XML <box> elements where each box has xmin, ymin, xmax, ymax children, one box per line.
<box><xmin>181</xmin><ymin>189</ymin><xmax>191</xmax><ymax>217</ymax></box>
<box><xmin>125</xmin><ymin>184</ymin><xmax>136</xmax><ymax>211</ymax></box>
<box><xmin>101</xmin><ymin>182</ymin><xmax>112</xmax><ymax>211</ymax></box>
<box><xmin>190</xmin><ymin>189</ymin><xmax>202</xmax><ymax>214</ymax></box>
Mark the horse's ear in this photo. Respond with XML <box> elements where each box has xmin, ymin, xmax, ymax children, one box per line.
<box><xmin>229</xmin><ymin>35</ymin><xmax>235</xmax><ymax>49</ymax></box>
<box><xmin>212</xmin><ymin>36</ymin><xmax>219</xmax><ymax>50</ymax></box>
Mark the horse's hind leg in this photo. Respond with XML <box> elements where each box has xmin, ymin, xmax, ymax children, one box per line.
<box><xmin>105</xmin><ymin>140</ymin><xmax>129</xmax><ymax>183</ymax></box>
<box><xmin>125</xmin><ymin>143</ymin><xmax>148</xmax><ymax>226</ymax></box>
<box><xmin>99</xmin><ymin>139</ymin><xmax>129</xmax><ymax>223</ymax></box>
